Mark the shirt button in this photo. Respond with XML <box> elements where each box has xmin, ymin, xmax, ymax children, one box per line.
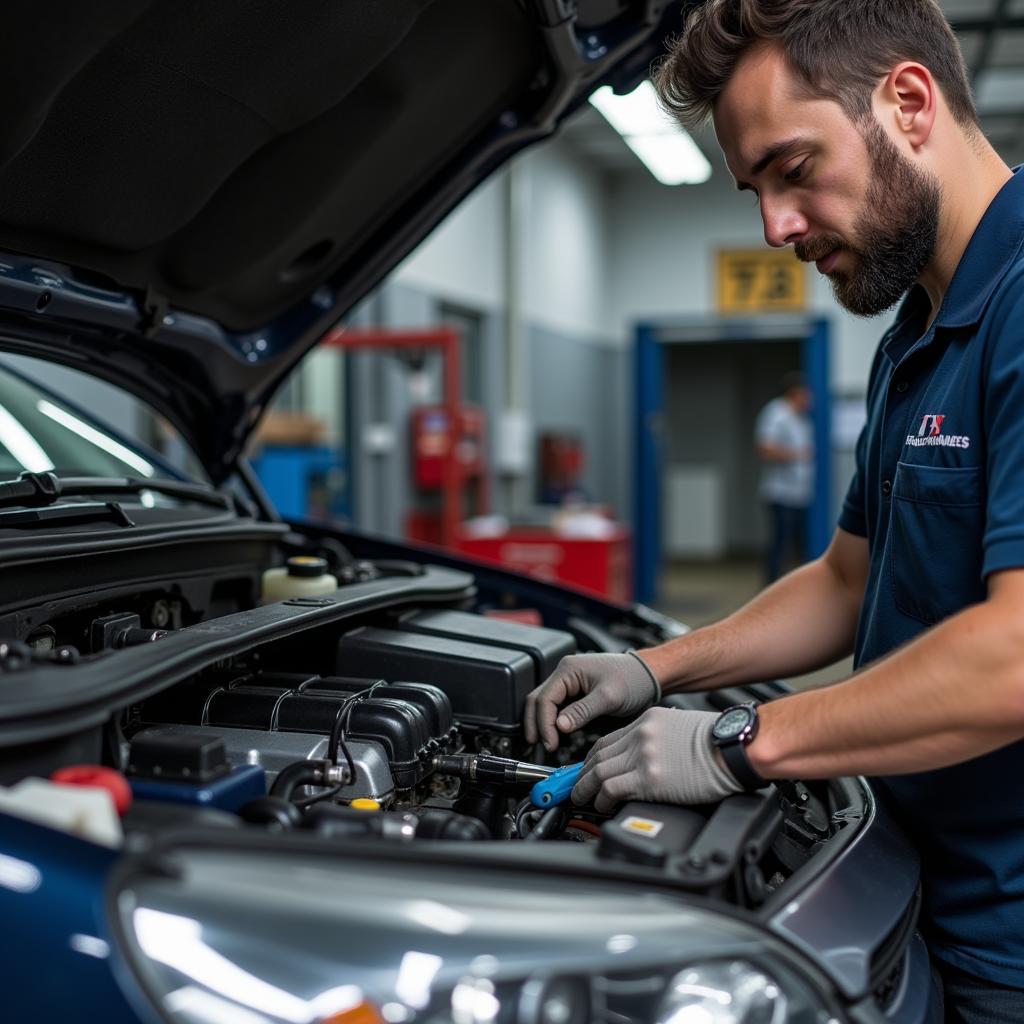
<box><xmin>882</xmin><ymin>480</ymin><xmax>892</xmax><ymax>495</ymax></box>
<box><xmin>895</xmin><ymin>380</ymin><xmax>909</xmax><ymax>393</ymax></box>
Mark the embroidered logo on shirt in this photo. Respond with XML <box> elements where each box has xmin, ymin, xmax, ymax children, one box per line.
<box><xmin>905</xmin><ymin>413</ymin><xmax>970</xmax><ymax>449</ymax></box>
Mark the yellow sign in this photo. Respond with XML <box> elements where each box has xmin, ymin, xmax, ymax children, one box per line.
<box><xmin>717</xmin><ymin>248</ymin><xmax>807</xmax><ymax>314</ymax></box>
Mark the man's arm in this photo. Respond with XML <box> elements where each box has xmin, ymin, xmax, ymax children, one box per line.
<box><xmin>572</xmin><ymin>564</ymin><xmax>1024</xmax><ymax>812</ymax></box>
<box><xmin>524</xmin><ymin>527</ymin><xmax>867</xmax><ymax>750</ymax></box>
<box><xmin>757</xmin><ymin>440</ymin><xmax>811</xmax><ymax>462</ymax></box>
<box><xmin>749</xmin><ymin>567</ymin><xmax>1024</xmax><ymax>779</ymax></box>
<box><xmin>640</xmin><ymin>526</ymin><xmax>868</xmax><ymax>692</ymax></box>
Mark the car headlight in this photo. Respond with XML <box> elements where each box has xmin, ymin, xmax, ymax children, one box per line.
<box><xmin>656</xmin><ymin>961</ymin><xmax>788</xmax><ymax>1024</ymax></box>
<box><xmin>400</xmin><ymin>960</ymin><xmax>833</xmax><ymax>1024</ymax></box>
<box><xmin>114</xmin><ymin>845</ymin><xmax>844</xmax><ymax>1024</ymax></box>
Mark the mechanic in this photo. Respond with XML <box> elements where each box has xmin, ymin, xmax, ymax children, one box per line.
<box><xmin>755</xmin><ymin>370</ymin><xmax>815</xmax><ymax>582</ymax></box>
<box><xmin>524</xmin><ymin>1</ymin><xmax>1024</xmax><ymax>1018</ymax></box>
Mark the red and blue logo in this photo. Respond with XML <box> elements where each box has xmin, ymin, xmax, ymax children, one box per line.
<box><xmin>906</xmin><ymin>413</ymin><xmax>969</xmax><ymax>449</ymax></box>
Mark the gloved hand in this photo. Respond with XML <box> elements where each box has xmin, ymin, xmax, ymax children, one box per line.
<box><xmin>523</xmin><ymin>651</ymin><xmax>661</xmax><ymax>752</ymax></box>
<box><xmin>570</xmin><ymin>707</ymin><xmax>742</xmax><ymax>813</ymax></box>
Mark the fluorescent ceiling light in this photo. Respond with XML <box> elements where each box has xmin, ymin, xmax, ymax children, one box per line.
<box><xmin>0</xmin><ymin>402</ymin><xmax>53</xmax><ymax>472</ymax></box>
<box><xmin>624</xmin><ymin>134</ymin><xmax>713</xmax><ymax>188</ymax></box>
<box><xmin>589</xmin><ymin>81</ymin><xmax>712</xmax><ymax>185</ymax></box>
<box><xmin>36</xmin><ymin>400</ymin><xmax>154</xmax><ymax>477</ymax></box>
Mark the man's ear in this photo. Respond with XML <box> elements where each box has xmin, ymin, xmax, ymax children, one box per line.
<box><xmin>879</xmin><ymin>62</ymin><xmax>937</xmax><ymax>148</ymax></box>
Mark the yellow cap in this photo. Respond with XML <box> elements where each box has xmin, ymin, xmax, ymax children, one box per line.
<box><xmin>350</xmin><ymin>798</ymin><xmax>381</xmax><ymax>811</ymax></box>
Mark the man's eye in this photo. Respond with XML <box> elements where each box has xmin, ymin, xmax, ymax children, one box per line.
<box><xmin>784</xmin><ymin>159</ymin><xmax>808</xmax><ymax>182</ymax></box>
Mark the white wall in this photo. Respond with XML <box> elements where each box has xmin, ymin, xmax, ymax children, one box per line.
<box><xmin>395</xmin><ymin>172</ymin><xmax>506</xmax><ymax>312</ymax></box>
<box><xmin>521</xmin><ymin>137</ymin><xmax>615</xmax><ymax>343</ymax></box>
<box><xmin>396</xmin><ymin>137</ymin><xmax>615</xmax><ymax>346</ymax></box>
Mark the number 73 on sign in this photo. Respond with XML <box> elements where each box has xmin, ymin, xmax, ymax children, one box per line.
<box><xmin>716</xmin><ymin>248</ymin><xmax>807</xmax><ymax>315</ymax></box>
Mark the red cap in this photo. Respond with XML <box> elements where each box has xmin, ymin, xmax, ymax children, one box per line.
<box><xmin>51</xmin><ymin>765</ymin><xmax>133</xmax><ymax>816</ymax></box>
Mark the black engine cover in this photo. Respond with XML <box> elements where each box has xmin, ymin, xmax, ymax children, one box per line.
<box><xmin>136</xmin><ymin>671</ymin><xmax>453</xmax><ymax>789</ymax></box>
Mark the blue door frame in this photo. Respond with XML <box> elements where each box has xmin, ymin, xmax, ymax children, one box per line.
<box><xmin>633</xmin><ymin>317</ymin><xmax>832</xmax><ymax>605</ymax></box>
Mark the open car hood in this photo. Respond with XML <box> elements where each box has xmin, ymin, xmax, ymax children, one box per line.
<box><xmin>0</xmin><ymin>0</ymin><xmax>692</xmax><ymax>483</ymax></box>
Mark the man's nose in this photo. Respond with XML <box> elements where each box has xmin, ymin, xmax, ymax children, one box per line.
<box><xmin>760</xmin><ymin>195</ymin><xmax>808</xmax><ymax>248</ymax></box>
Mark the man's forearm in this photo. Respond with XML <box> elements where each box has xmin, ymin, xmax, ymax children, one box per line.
<box><xmin>750</xmin><ymin>585</ymin><xmax>1024</xmax><ymax>779</ymax></box>
<box><xmin>639</xmin><ymin>553</ymin><xmax>862</xmax><ymax>694</ymax></box>
<box><xmin>758</xmin><ymin>442</ymin><xmax>808</xmax><ymax>463</ymax></box>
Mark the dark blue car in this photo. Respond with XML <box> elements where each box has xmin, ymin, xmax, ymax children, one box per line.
<box><xmin>0</xmin><ymin>2</ymin><xmax>935</xmax><ymax>1021</ymax></box>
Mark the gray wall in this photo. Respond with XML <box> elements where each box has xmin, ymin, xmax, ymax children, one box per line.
<box><xmin>527</xmin><ymin>325</ymin><xmax>630</xmax><ymax>519</ymax></box>
<box><xmin>665</xmin><ymin>340</ymin><xmax>801</xmax><ymax>553</ymax></box>
<box><xmin>335</xmin><ymin>279</ymin><xmax>632</xmax><ymax>536</ymax></box>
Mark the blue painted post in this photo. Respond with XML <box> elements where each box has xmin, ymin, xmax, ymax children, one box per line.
<box><xmin>634</xmin><ymin>324</ymin><xmax>665</xmax><ymax>604</ymax></box>
<box><xmin>803</xmin><ymin>318</ymin><xmax>832</xmax><ymax>559</ymax></box>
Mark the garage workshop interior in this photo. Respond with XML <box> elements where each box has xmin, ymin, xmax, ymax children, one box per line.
<box><xmin>0</xmin><ymin>2</ymin><xmax>1022</xmax><ymax>1023</ymax></box>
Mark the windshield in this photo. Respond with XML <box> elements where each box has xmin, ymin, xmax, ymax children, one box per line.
<box><xmin>0</xmin><ymin>358</ymin><xmax>206</xmax><ymax>482</ymax></box>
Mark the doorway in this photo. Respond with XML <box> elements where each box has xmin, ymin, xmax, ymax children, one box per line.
<box><xmin>634</xmin><ymin>317</ymin><xmax>831</xmax><ymax>603</ymax></box>
<box><xmin>664</xmin><ymin>338</ymin><xmax>802</xmax><ymax>560</ymax></box>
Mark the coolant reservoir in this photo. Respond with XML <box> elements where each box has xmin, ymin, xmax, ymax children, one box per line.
<box><xmin>261</xmin><ymin>556</ymin><xmax>338</xmax><ymax>603</ymax></box>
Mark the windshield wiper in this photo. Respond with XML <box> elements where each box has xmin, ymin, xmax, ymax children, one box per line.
<box><xmin>0</xmin><ymin>502</ymin><xmax>135</xmax><ymax>529</ymax></box>
<box><xmin>0</xmin><ymin>472</ymin><xmax>233</xmax><ymax>512</ymax></box>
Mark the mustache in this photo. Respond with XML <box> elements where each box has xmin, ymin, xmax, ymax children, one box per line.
<box><xmin>794</xmin><ymin>237</ymin><xmax>846</xmax><ymax>263</ymax></box>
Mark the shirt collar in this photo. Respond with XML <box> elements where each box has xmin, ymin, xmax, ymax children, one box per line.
<box><xmin>880</xmin><ymin>284</ymin><xmax>931</xmax><ymax>364</ymax></box>
<box><xmin>933</xmin><ymin>164</ymin><xmax>1024</xmax><ymax>330</ymax></box>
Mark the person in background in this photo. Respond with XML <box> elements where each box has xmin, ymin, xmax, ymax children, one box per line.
<box><xmin>755</xmin><ymin>372</ymin><xmax>813</xmax><ymax>581</ymax></box>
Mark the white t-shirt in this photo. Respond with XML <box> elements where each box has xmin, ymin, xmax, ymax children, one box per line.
<box><xmin>756</xmin><ymin>397</ymin><xmax>814</xmax><ymax>507</ymax></box>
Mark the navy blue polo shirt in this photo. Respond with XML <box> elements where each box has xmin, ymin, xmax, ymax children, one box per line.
<box><xmin>839</xmin><ymin>166</ymin><xmax>1024</xmax><ymax>986</ymax></box>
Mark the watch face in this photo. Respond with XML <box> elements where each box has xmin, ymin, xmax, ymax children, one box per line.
<box><xmin>714</xmin><ymin>706</ymin><xmax>753</xmax><ymax>741</ymax></box>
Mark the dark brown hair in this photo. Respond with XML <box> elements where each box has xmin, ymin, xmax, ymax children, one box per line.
<box><xmin>654</xmin><ymin>0</ymin><xmax>978</xmax><ymax>133</ymax></box>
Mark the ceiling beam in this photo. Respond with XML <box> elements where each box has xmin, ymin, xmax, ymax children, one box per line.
<box><xmin>979</xmin><ymin>109</ymin><xmax>1024</xmax><ymax>122</ymax></box>
<box><xmin>962</xmin><ymin>0</ymin><xmax>1014</xmax><ymax>84</ymax></box>
<box><xmin>950</xmin><ymin>14</ymin><xmax>1024</xmax><ymax>35</ymax></box>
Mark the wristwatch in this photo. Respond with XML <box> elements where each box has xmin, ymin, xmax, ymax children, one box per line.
<box><xmin>711</xmin><ymin>702</ymin><xmax>767</xmax><ymax>791</ymax></box>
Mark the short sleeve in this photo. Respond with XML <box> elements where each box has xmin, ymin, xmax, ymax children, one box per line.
<box><xmin>755</xmin><ymin>402</ymin><xmax>783</xmax><ymax>445</ymax></box>
<box><xmin>837</xmin><ymin>420</ymin><xmax>869</xmax><ymax>538</ymax></box>
<box><xmin>982</xmin><ymin>270</ymin><xmax>1024</xmax><ymax>577</ymax></box>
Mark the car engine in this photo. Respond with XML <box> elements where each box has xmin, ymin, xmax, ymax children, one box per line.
<box><xmin>130</xmin><ymin>608</ymin><xmax>573</xmax><ymax>810</ymax></box>
<box><xmin>107</xmin><ymin>599</ymin><xmax>836</xmax><ymax>912</ymax></box>
<box><xmin>0</xmin><ymin>537</ymin><xmax>847</xmax><ymax>916</ymax></box>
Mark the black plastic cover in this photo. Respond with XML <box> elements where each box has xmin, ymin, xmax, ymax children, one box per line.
<box><xmin>598</xmin><ymin>801</ymin><xmax>706</xmax><ymax>867</ymax></box>
<box><xmin>135</xmin><ymin>671</ymin><xmax>454</xmax><ymax>789</ymax></box>
<box><xmin>396</xmin><ymin>610</ymin><xmax>575</xmax><ymax>681</ymax></box>
<box><xmin>337</xmin><ymin>626</ymin><xmax>535</xmax><ymax>730</ymax></box>
<box><xmin>210</xmin><ymin>689</ymin><xmax>432</xmax><ymax>789</ymax></box>
<box><xmin>302</xmin><ymin>676</ymin><xmax>455</xmax><ymax>745</ymax></box>
<box><xmin>128</xmin><ymin>730</ymin><xmax>230</xmax><ymax>783</ymax></box>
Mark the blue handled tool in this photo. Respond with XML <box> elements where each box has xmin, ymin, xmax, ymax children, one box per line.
<box><xmin>530</xmin><ymin>762</ymin><xmax>584</xmax><ymax>807</ymax></box>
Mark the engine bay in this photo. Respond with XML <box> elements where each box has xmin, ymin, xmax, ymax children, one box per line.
<box><xmin>0</xmin><ymin>537</ymin><xmax>856</xmax><ymax>915</ymax></box>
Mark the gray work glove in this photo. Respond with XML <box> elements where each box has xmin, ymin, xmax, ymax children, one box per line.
<box><xmin>524</xmin><ymin>651</ymin><xmax>662</xmax><ymax>752</ymax></box>
<box><xmin>571</xmin><ymin>707</ymin><xmax>742</xmax><ymax>813</ymax></box>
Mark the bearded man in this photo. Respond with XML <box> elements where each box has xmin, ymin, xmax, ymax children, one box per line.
<box><xmin>525</xmin><ymin>1</ymin><xmax>1024</xmax><ymax>1017</ymax></box>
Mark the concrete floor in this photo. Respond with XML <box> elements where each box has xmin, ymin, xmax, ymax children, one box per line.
<box><xmin>651</xmin><ymin>557</ymin><xmax>854</xmax><ymax>691</ymax></box>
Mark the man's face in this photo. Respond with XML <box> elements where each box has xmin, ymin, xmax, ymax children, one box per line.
<box><xmin>713</xmin><ymin>44</ymin><xmax>940</xmax><ymax>317</ymax></box>
<box><xmin>789</xmin><ymin>385</ymin><xmax>812</xmax><ymax>413</ymax></box>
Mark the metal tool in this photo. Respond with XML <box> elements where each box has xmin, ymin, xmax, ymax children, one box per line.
<box><xmin>530</xmin><ymin>762</ymin><xmax>584</xmax><ymax>807</ymax></box>
<box><xmin>433</xmin><ymin>753</ymin><xmax>555</xmax><ymax>786</ymax></box>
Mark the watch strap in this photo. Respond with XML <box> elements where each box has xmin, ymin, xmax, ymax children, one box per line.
<box><xmin>719</xmin><ymin>734</ymin><xmax>767</xmax><ymax>791</ymax></box>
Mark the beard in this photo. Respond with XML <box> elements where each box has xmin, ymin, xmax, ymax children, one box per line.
<box><xmin>794</xmin><ymin>119</ymin><xmax>941</xmax><ymax>317</ymax></box>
